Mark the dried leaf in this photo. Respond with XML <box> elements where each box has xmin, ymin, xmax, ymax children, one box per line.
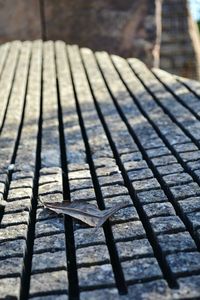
<box><xmin>40</xmin><ymin>199</ymin><xmax>129</xmax><ymax>228</ymax></box>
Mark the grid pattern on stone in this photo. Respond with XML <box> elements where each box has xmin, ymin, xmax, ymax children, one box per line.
<box><xmin>1</xmin><ymin>41</ymin><xmax>200</xmax><ymax>299</ymax></box>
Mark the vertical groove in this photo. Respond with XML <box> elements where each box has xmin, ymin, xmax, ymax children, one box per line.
<box><xmin>80</xmin><ymin>52</ymin><xmax>178</xmax><ymax>289</ymax></box>
<box><xmin>19</xmin><ymin>56</ymin><xmax>43</xmax><ymax>300</ymax></box>
<box><xmin>66</xmin><ymin>50</ymin><xmax>128</xmax><ymax>295</ymax></box>
<box><xmin>39</xmin><ymin>0</ymin><xmax>46</xmax><ymax>41</ymax></box>
<box><xmin>56</xmin><ymin>78</ymin><xmax>80</xmax><ymax>300</ymax></box>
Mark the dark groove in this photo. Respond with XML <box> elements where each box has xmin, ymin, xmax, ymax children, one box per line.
<box><xmin>152</xmin><ymin>70</ymin><xmax>200</xmax><ymax>124</ymax></box>
<box><xmin>109</xmin><ymin>57</ymin><xmax>200</xmax><ymax>250</ymax></box>
<box><xmin>176</xmin><ymin>78</ymin><xmax>200</xmax><ymax>100</ymax></box>
<box><xmin>56</xmin><ymin>77</ymin><xmax>80</xmax><ymax>300</ymax></box>
<box><xmin>83</xmin><ymin>52</ymin><xmax>179</xmax><ymax>288</ymax></box>
<box><xmin>67</xmin><ymin>49</ymin><xmax>128</xmax><ymax>295</ymax></box>
<box><xmin>19</xmin><ymin>53</ymin><xmax>43</xmax><ymax>300</ymax></box>
<box><xmin>39</xmin><ymin>0</ymin><xmax>46</xmax><ymax>41</ymax></box>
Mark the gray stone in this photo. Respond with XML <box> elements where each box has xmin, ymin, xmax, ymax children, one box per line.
<box><xmin>68</xmin><ymin>169</ymin><xmax>91</xmax><ymax>180</ymax></box>
<box><xmin>128</xmin><ymin>279</ymin><xmax>170</xmax><ymax>300</ymax></box>
<box><xmin>132</xmin><ymin>178</ymin><xmax>160</xmax><ymax>192</ymax></box>
<box><xmin>116</xmin><ymin>239</ymin><xmax>153</xmax><ymax>259</ymax></box>
<box><xmin>173</xmin><ymin>142</ymin><xmax>198</xmax><ymax>153</ymax></box>
<box><xmin>70</xmin><ymin>188</ymin><xmax>96</xmax><ymax>201</ymax></box>
<box><xmin>74</xmin><ymin>228</ymin><xmax>105</xmax><ymax>248</ymax></box>
<box><xmin>170</xmin><ymin>183</ymin><xmax>200</xmax><ymax>200</ymax></box>
<box><xmin>76</xmin><ymin>245</ymin><xmax>110</xmax><ymax>265</ymax></box>
<box><xmin>187</xmin><ymin>160</ymin><xmax>200</xmax><ymax>171</ymax></box>
<box><xmin>123</xmin><ymin>160</ymin><xmax>148</xmax><ymax>171</ymax></box>
<box><xmin>101</xmin><ymin>185</ymin><xmax>128</xmax><ymax>198</ymax></box>
<box><xmin>34</xmin><ymin>233</ymin><xmax>66</xmax><ymax>253</ymax></box>
<box><xmin>96</xmin><ymin>166</ymin><xmax>121</xmax><ymax>177</ymax></box>
<box><xmin>146</xmin><ymin>147</ymin><xmax>171</xmax><ymax>158</ymax></box>
<box><xmin>152</xmin><ymin>155</ymin><xmax>177</xmax><ymax>166</ymax></box>
<box><xmin>110</xmin><ymin>205</ymin><xmax>139</xmax><ymax>223</ymax></box>
<box><xmin>178</xmin><ymin>197</ymin><xmax>200</xmax><ymax>213</ymax></box>
<box><xmin>29</xmin><ymin>271</ymin><xmax>68</xmax><ymax>296</ymax></box>
<box><xmin>35</xmin><ymin>218</ymin><xmax>64</xmax><ymax>238</ymax></box>
<box><xmin>0</xmin><ymin>256</ymin><xmax>23</xmax><ymax>276</ymax></box>
<box><xmin>128</xmin><ymin>168</ymin><xmax>153</xmax><ymax>181</ymax></box>
<box><xmin>0</xmin><ymin>224</ymin><xmax>27</xmax><ymax>241</ymax></box>
<box><xmin>112</xmin><ymin>221</ymin><xmax>146</xmax><ymax>241</ymax></box>
<box><xmin>162</xmin><ymin>172</ymin><xmax>192</xmax><ymax>186</ymax></box>
<box><xmin>80</xmin><ymin>289</ymin><xmax>119</xmax><ymax>300</ymax></box>
<box><xmin>173</xmin><ymin>275</ymin><xmax>200</xmax><ymax>299</ymax></box>
<box><xmin>98</xmin><ymin>174</ymin><xmax>124</xmax><ymax>187</ymax></box>
<box><xmin>187</xmin><ymin>211</ymin><xmax>200</xmax><ymax>230</ymax></box>
<box><xmin>31</xmin><ymin>250</ymin><xmax>67</xmax><ymax>273</ymax></box>
<box><xmin>0</xmin><ymin>238</ymin><xmax>26</xmax><ymax>258</ymax></box>
<box><xmin>1</xmin><ymin>210</ymin><xmax>29</xmax><ymax>226</ymax></box>
<box><xmin>142</xmin><ymin>202</ymin><xmax>176</xmax><ymax>219</ymax></box>
<box><xmin>122</xmin><ymin>257</ymin><xmax>162</xmax><ymax>282</ymax></box>
<box><xmin>157</xmin><ymin>232</ymin><xmax>196</xmax><ymax>254</ymax></box>
<box><xmin>137</xmin><ymin>189</ymin><xmax>168</xmax><ymax>204</ymax></box>
<box><xmin>157</xmin><ymin>163</ymin><xmax>184</xmax><ymax>176</ymax></box>
<box><xmin>120</xmin><ymin>152</ymin><xmax>143</xmax><ymax>163</ymax></box>
<box><xmin>0</xmin><ymin>277</ymin><xmax>21</xmax><ymax>299</ymax></box>
<box><xmin>179</xmin><ymin>150</ymin><xmax>200</xmax><ymax>162</ymax></box>
<box><xmin>167</xmin><ymin>251</ymin><xmax>200</xmax><ymax>275</ymax></box>
<box><xmin>78</xmin><ymin>264</ymin><xmax>115</xmax><ymax>287</ymax></box>
<box><xmin>69</xmin><ymin>178</ymin><xmax>94</xmax><ymax>191</ymax></box>
<box><xmin>150</xmin><ymin>216</ymin><xmax>186</xmax><ymax>234</ymax></box>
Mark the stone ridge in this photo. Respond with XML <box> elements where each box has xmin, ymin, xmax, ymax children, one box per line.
<box><xmin>1</xmin><ymin>41</ymin><xmax>200</xmax><ymax>299</ymax></box>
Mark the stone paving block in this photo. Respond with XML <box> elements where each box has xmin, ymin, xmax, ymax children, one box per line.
<box><xmin>127</xmin><ymin>168</ymin><xmax>153</xmax><ymax>181</ymax></box>
<box><xmin>166</xmin><ymin>252</ymin><xmax>200</xmax><ymax>275</ymax></box>
<box><xmin>76</xmin><ymin>245</ymin><xmax>110</xmax><ymax>266</ymax></box>
<box><xmin>96</xmin><ymin>166</ymin><xmax>121</xmax><ymax>177</ymax></box>
<box><xmin>123</xmin><ymin>160</ymin><xmax>148</xmax><ymax>171</ymax></box>
<box><xmin>146</xmin><ymin>147</ymin><xmax>171</xmax><ymax>158</ymax></box>
<box><xmin>116</xmin><ymin>239</ymin><xmax>153</xmax><ymax>259</ymax></box>
<box><xmin>101</xmin><ymin>185</ymin><xmax>128</xmax><ymax>198</ymax></box>
<box><xmin>110</xmin><ymin>205</ymin><xmax>139</xmax><ymax>223</ymax></box>
<box><xmin>187</xmin><ymin>160</ymin><xmax>200</xmax><ymax>171</ymax></box>
<box><xmin>112</xmin><ymin>221</ymin><xmax>146</xmax><ymax>241</ymax></box>
<box><xmin>0</xmin><ymin>223</ymin><xmax>28</xmax><ymax>242</ymax></box>
<box><xmin>169</xmin><ymin>182</ymin><xmax>200</xmax><ymax>199</ymax></box>
<box><xmin>187</xmin><ymin>211</ymin><xmax>200</xmax><ymax>230</ymax></box>
<box><xmin>1</xmin><ymin>210</ymin><xmax>29</xmax><ymax>226</ymax></box>
<box><xmin>172</xmin><ymin>275</ymin><xmax>200</xmax><ymax>299</ymax></box>
<box><xmin>178</xmin><ymin>197</ymin><xmax>200</xmax><ymax>213</ymax></box>
<box><xmin>31</xmin><ymin>251</ymin><xmax>67</xmax><ymax>273</ymax></box>
<box><xmin>0</xmin><ymin>238</ymin><xmax>26</xmax><ymax>258</ymax></box>
<box><xmin>137</xmin><ymin>189</ymin><xmax>168</xmax><ymax>204</ymax></box>
<box><xmin>80</xmin><ymin>289</ymin><xmax>119</xmax><ymax>300</ymax></box>
<box><xmin>74</xmin><ymin>228</ymin><xmax>105</xmax><ymax>248</ymax></box>
<box><xmin>150</xmin><ymin>216</ymin><xmax>186</xmax><ymax>234</ymax></box>
<box><xmin>162</xmin><ymin>172</ymin><xmax>193</xmax><ymax>186</ymax></box>
<box><xmin>78</xmin><ymin>264</ymin><xmax>115</xmax><ymax>287</ymax></box>
<box><xmin>157</xmin><ymin>232</ymin><xmax>196</xmax><ymax>254</ymax></box>
<box><xmin>132</xmin><ymin>178</ymin><xmax>160</xmax><ymax>192</ymax></box>
<box><xmin>157</xmin><ymin>163</ymin><xmax>184</xmax><ymax>175</ymax></box>
<box><xmin>151</xmin><ymin>155</ymin><xmax>177</xmax><ymax>166</ymax></box>
<box><xmin>29</xmin><ymin>271</ymin><xmax>68</xmax><ymax>296</ymax></box>
<box><xmin>179</xmin><ymin>150</ymin><xmax>200</xmax><ymax>162</ymax></box>
<box><xmin>3</xmin><ymin>197</ymin><xmax>32</xmax><ymax>213</ymax></box>
<box><xmin>0</xmin><ymin>277</ymin><xmax>21</xmax><ymax>299</ymax></box>
<box><xmin>70</xmin><ymin>188</ymin><xmax>96</xmax><ymax>201</ymax></box>
<box><xmin>98</xmin><ymin>174</ymin><xmax>124</xmax><ymax>187</ymax></box>
<box><xmin>128</xmin><ymin>279</ymin><xmax>170</xmax><ymax>299</ymax></box>
<box><xmin>34</xmin><ymin>218</ymin><xmax>65</xmax><ymax>238</ymax></box>
<box><xmin>173</xmin><ymin>142</ymin><xmax>198</xmax><ymax>153</ymax></box>
<box><xmin>142</xmin><ymin>202</ymin><xmax>176</xmax><ymax>219</ymax></box>
<box><xmin>120</xmin><ymin>152</ymin><xmax>143</xmax><ymax>162</ymax></box>
<box><xmin>122</xmin><ymin>257</ymin><xmax>162</xmax><ymax>282</ymax></box>
<box><xmin>34</xmin><ymin>233</ymin><xmax>66</xmax><ymax>253</ymax></box>
<box><xmin>0</xmin><ymin>256</ymin><xmax>23</xmax><ymax>277</ymax></box>
<box><xmin>69</xmin><ymin>178</ymin><xmax>94</xmax><ymax>191</ymax></box>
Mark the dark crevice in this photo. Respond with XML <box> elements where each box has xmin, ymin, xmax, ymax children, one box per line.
<box><xmin>107</xmin><ymin>56</ymin><xmax>200</xmax><ymax>251</ymax></box>
<box><xmin>152</xmin><ymin>70</ymin><xmax>200</xmax><ymax>123</ymax></box>
<box><xmin>56</xmin><ymin>77</ymin><xmax>80</xmax><ymax>300</ymax></box>
<box><xmin>39</xmin><ymin>0</ymin><xmax>46</xmax><ymax>41</ymax></box>
<box><xmin>80</xmin><ymin>52</ymin><xmax>179</xmax><ymax>288</ymax></box>
<box><xmin>67</xmin><ymin>49</ymin><xmax>128</xmax><ymax>295</ymax></box>
<box><xmin>19</xmin><ymin>56</ymin><xmax>43</xmax><ymax>300</ymax></box>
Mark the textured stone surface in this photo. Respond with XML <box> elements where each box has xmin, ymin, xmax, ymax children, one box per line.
<box><xmin>1</xmin><ymin>41</ymin><xmax>200</xmax><ymax>298</ymax></box>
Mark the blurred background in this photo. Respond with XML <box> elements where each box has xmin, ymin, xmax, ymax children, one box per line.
<box><xmin>0</xmin><ymin>0</ymin><xmax>199</xmax><ymax>79</ymax></box>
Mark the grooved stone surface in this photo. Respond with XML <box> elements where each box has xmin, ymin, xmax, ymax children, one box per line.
<box><xmin>1</xmin><ymin>41</ymin><xmax>200</xmax><ymax>299</ymax></box>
